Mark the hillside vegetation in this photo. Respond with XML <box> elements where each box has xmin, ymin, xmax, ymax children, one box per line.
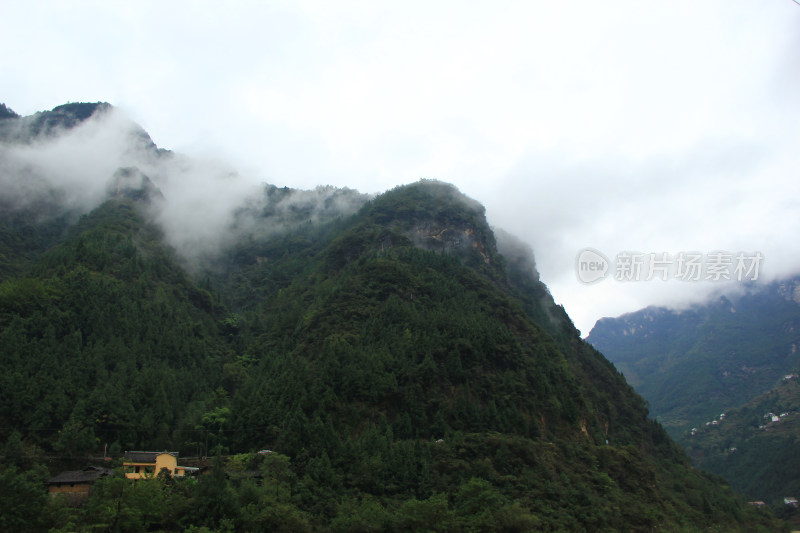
<box><xmin>0</xmin><ymin>102</ymin><xmax>784</xmax><ymax>532</ymax></box>
<box><xmin>587</xmin><ymin>287</ymin><xmax>800</xmax><ymax>437</ymax></box>
<box><xmin>685</xmin><ymin>374</ymin><xmax>800</xmax><ymax>507</ymax></box>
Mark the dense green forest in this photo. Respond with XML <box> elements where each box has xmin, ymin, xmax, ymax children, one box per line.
<box><xmin>0</xmin><ymin>103</ymin><xmax>786</xmax><ymax>531</ymax></box>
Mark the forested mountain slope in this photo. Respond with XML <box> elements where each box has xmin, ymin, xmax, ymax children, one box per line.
<box><xmin>586</xmin><ymin>283</ymin><xmax>800</xmax><ymax>439</ymax></box>
<box><xmin>0</xmin><ymin>102</ymin><xmax>783</xmax><ymax>531</ymax></box>
<box><xmin>684</xmin><ymin>373</ymin><xmax>800</xmax><ymax>507</ymax></box>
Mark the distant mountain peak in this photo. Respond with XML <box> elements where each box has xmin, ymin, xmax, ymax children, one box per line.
<box><xmin>362</xmin><ymin>180</ymin><xmax>498</xmax><ymax>268</ymax></box>
<box><xmin>0</xmin><ymin>101</ymin><xmax>169</xmax><ymax>162</ymax></box>
<box><xmin>28</xmin><ymin>101</ymin><xmax>113</xmax><ymax>136</ymax></box>
<box><xmin>0</xmin><ymin>101</ymin><xmax>113</xmax><ymax>141</ymax></box>
<box><xmin>0</xmin><ymin>102</ymin><xmax>20</xmax><ymax>119</ymax></box>
<box><xmin>50</xmin><ymin>101</ymin><xmax>112</xmax><ymax>120</ymax></box>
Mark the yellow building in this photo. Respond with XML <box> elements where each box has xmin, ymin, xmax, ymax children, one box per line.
<box><xmin>122</xmin><ymin>451</ymin><xmax>196</xmax><ymax>479</ymax></box>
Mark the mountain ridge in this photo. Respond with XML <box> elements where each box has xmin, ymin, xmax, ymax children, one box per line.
<box><xmin>587</xmin><ymin>280</ymin><xmax>800</xmax><ymax>437</ymax></box>
<box><xmin>0</xmin><ymin>101</ymin><xmax>784</xmax><ymax>531</ymax></box>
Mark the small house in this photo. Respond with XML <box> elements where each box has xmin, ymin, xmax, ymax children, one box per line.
<box><xmin>123</xmin><ymin>451</ymin><xmax>197</xmax><ymax>479</ymax></box>
<box><xmin>47</xmin><ymin>466</ymin><xmax>113</xmax><ymax>505</ymax></box>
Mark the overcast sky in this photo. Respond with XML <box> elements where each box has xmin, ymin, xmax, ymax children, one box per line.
<box><xmin>2</xmin><ymin>1</ymin><xmax>799</xmax><ymax>334</ymax></box>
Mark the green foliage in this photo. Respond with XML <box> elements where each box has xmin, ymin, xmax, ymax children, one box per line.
<box><xmin>0</xmin><ymin>464</ymin><xmax>49</xmax><ymax>532</ymax></box>
<box><xmin>0</xmin><ymin>199</ymin><xmax>225</xmax><ymax>452</ymax></box>
<box><xmin>194</xmin><ymin>458</ymin><xmax>240</xmax><ymax>528</ymax></box>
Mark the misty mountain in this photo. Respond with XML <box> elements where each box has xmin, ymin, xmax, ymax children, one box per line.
<box><xmin>586</xmin><ymin>281</ymin><xmax>800</xmax><ymax>439</ymax></box>
<box><xmin>0</xmin><ymin>102</ymin><xmax>160</xmax><ymax>151</ymax></box>
<box><xmin>0</xmin><ymin>102</ymin><xmax>783</xmax><ymax>531</ymax></box>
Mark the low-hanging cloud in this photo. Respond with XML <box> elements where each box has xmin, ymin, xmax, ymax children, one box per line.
<box><xmin>0</xmin><ymin>106</ymin><xmax>150</xmax><ymax>212</ymax></box>
<box><xmin>0</xmin><ymin>106</ymin><xmax>368</xmax><ymax>267</ymax></box>
<box><xmin>475</xmin><ymin>133</ymin><xmax>800</xmax><ymax>335</ymax></box>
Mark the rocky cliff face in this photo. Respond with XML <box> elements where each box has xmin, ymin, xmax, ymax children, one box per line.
<box><xmin>361</xmin><ymin>180</ymin><xmax>500</xmax><ymax>272</ymax></box>
<box><xmin>407</xmin><ymin>221</ymin><xmax>492</xmax><ymax>263</ymax></box>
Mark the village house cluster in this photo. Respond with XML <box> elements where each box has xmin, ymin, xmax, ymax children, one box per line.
<box><xmin>757</xmin><ymin>411</ymin><xmax>793</xmax><ymax>430</ymax></box>
<box><xmin>689</xmin><ymin>412</ymin><xmax>727</xmax><ymax>437</ymax></box>
<box><xmin>46</xmin><ymin>450</ymin><xmax>199</xmax><ymax>505</ymax></box>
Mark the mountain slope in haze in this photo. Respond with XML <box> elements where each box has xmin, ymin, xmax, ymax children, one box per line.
<box><xmin>684</xmin><ymin>374</ymin><xmax>800</xmax><ymax>507</ymax></box>
<box><xmin>0</xmin><ymin>101</ymin><xmax>164</xmax><ymax>154</ymax></box>
<box><xmin>0</xmin><ymin>102</ymin><xmax>784</xmax><ymax>531</ymax></box>
<box><xmin>587</xmin><ymin>283</ymin><xmax>800</xmax><ymax>438</ymax></box>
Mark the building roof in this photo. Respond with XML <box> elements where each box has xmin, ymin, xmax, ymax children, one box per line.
<box><xmin>123</xmin><ymin>450</ymin><xmax>179</xmax><ymax>463</ymax></box>
<box><xmin>48</xmin><ymin>466</ymin><xmax>113</xmax><ymax>485</ymax></box>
